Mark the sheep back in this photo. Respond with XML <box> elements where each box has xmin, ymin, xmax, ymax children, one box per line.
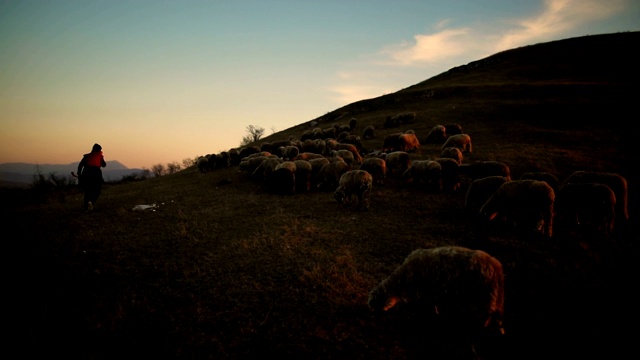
<box><xmin>368</xmin><ymin>246</ymin><xmax>505</xmax><ymax>336</ymax></box>
<box><xmin>334</xmin><ymin>170</ymin><xmax>373</xmax><ymax>210</ymax></box>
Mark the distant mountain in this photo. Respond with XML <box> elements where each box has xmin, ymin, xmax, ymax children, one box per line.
<box><xmin>0</xmin><ymin>161</ymin><xmax>145</xmax><ymax>187</ymax></box>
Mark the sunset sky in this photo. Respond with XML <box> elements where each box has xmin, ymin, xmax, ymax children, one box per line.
<box><xmin>1</xmin><ymin>0</ymin><xmax>638</xmax><ymax>169</ymax></box>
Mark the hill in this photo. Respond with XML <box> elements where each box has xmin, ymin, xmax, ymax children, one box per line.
<box><xmin>5</xmin><ymin>32</ymin><xmax>638</xmax><ymax>359</ymax></box>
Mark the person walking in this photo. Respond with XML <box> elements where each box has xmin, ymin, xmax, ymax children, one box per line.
<box><xmin>77</xmin><ymin>143</ymin><xmax>107</xmax><ymax>212</ymax></box>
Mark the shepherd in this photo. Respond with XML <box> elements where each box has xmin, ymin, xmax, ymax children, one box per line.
<box><xmin>77</xmin><ymin>143</ymin><xmax>107</xmax><ymax>212</ymax></box>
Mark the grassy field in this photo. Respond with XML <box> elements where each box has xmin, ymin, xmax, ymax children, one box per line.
<box><xmin>5</xmin><ymin>32</ymin><xmax>638</xmax><ymax>359</ymax></box>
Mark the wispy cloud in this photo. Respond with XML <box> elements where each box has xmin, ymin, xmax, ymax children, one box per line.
<box><xmin>329</xmin><ymin>0</ymin><xmax>629</xmax><ymax>105</ymax></box>
<box><xmin>494</xmin><ymin>0</ymin><xmax>627</xmax><ymax>51</ymax></box>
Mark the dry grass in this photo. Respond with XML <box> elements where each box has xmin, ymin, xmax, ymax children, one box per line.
<box><xmin>5</xmin><ymin>32</ymin><xmax>639</xmax><ymax>359</ymax></box>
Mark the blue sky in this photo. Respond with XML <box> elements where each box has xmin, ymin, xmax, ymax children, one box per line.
<box><xmin>1</xmin><ymin>0</ymin><xmax>638</xmax><ymax>169</ymax></box>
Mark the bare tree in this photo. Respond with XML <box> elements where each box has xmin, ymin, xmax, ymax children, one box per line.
<box><xmin>182</xmin><ymin>157</ymin><xmax>196</xmax><ymax>169</ymax></box>
<box><xmin>166</xmin><ymin>161</ymin><xmax>182</xmax><ymax>174</ymax></box>
<box><xmin>151</xmin><ymin>164</ymin><xmax>165</xmax><ymax>177</ymax></box>
<box><xmin>241</xmin><ymin>125</ymin><xmax>265</xmax><ymax>146</ymax></box>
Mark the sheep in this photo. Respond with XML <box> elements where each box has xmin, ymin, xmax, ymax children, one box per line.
<box><xmin>279</xmin><ymin>145</ymin><xmax>300</xmax><ymax>161</ymax></box>
<box><xmin>465</xmin><ymin>176</ymin><xmax>509</xmax><ymax>214</ymax></box>
<box><xmin>252</xmin><ymin>157</ymin><xmax>283</xmax><ymax>181</ymax></box>
<box><xmin>196</xmin><ymin>156</ymin><xmax>209</xmax><ymax>173</ymax></box>
<box><xmin>563</xmin><ymin>171</ymin><xmax>629</xmax><ymax>223</ymax></box>
<box><xmin>275</xmin><ymin>161</ymin><xmax>297</xmax><ymax>173</ymax></box>
<box><xmin>520</xmin><ymin>172</ymin><xmax>560</xmax><ymax>193</ymax></box>
<box><xmin>442</xmin><ymin>133</ymin><xmax>472</xmax><ymax>153</ymax></box>
<box><xmin>293</xmin><ymin>160</ymin><xmax>313</xmax><ymax>193</ymax></box>
<box><xmin>382</xmin><ymin>132</ymin><xmax>403</xmax><ymax>153</ymax></box>
<box><xmin>444</xmin><ymin>123</ymin><xmax>463</xmax><ymax>136</ymax></box>
<box><xmin>368</xmin><ymin>246</ymin><xmax>505</xmax><ymax>337</ymax></box>
<box><xmin>380</xmin><ymin>151</ymin><xmax>411</xmax><ymax>177</ymax></box>
<box><xmin>316</xmin><ymin>160</ymin><xmax>350</xmax><ymax>191</ymax></box>
<box><xmin>348</xmin><ymin>117</ymin><xmax>357</xmax><ymax>130</ymax></box>
<box><xmin>459</xmin><ymin>161</ymin><xmax>512</xmax><ymax>182</ymax></box>
<box><xmin>340</xmin><ymin>134</ymin><xmax>362</xmax><ymax>150</ymax></box>
<box><xmin>424</xmin><ymin>125</ymin><xmax>447</xmax><ymax>144</ymax></box>
<box><xmin>480</xmin><ymin>179</ymin><xmax>555</xmax><ymax>237</ymax></box>
<box><xmin>398</xmin><ymin>132</ymin><xmax>421</xmax><ymax>153</ymax></box>
<box><xmin>359</xmin><ymin>157</ymin><xmax>387</xmax><ymax>185</ymax></box>
<box><xmin>308</xmin><ymin>157</ymin><xmax>330</xmax><ymax>188</ymax></box>
<box><xmin>403</xmin><ymin>160</ymin><xmax>442</xmax><ymax>192</ymax></box>
<box><xmin>331</xmin><ymin>149</ymin><xmax>355</xmax><ymax>166</ymax></box>
<box><xmin>362</xmin><ymin>125</ymin><xmax>375</xmax><ymax>139</ymax></box>
<box><xmin>239</xmin><ymin>155</ymin><xmax>268</xmax><ymax>174</ymax></box>
<box><xmin>332</xmin><ymin>143</ymin><xmax>363</xmax><ymax>163</ymax></box>
<box><xmin>266</xmin><ymin>167</ymin><xmax>296</xmax><ymax>195</ymax></box>
<box><xmin>554</xmin><ymin>182</ymin><xmax>617</xmax><ymax>235</ymax></box>
<box><xmin>294</xmin><ymin>152</ymin><xmax>325</xmax><ymax>162</ymax></box>
<box><xmin>334</xmin><ymin>170</ymin><xmax>373</xmax><ymax>210</ymax></box>
<box><xmin>435</xmin><ymin>157</ymin><xmax>461</xmax><ymax>192</ymax></box>
<box><xmin>238</xmin><ymin>145</ymin><xmax>261</xmax><ymax>161</ymax></box>
<box><xmin>440</xmin><ymin>147</ymin><xmax>463</xmax><ymax>165</ymax></box>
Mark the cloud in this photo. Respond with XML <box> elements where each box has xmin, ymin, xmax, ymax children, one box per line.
<box><xmin>494</xmin><ymin>0</ymin><xmax>627</xmax><ymax>51</ymax></box>
<box><xmin>379</xmin><ymin>28</ymin><xmax>473</xmax><ymax>66</ymax></box>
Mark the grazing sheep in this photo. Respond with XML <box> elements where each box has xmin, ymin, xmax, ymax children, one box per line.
<box><xmin>403</xmin><ymin>160</ymin><xmax>442</xmax><ymax>192</ymax></box>
<box><xmin>293</xmin><ymin>160</ymin><xmax>313</xmax><ymax>193</ymax></box>
<box><xmin>239</xmin><ymin>156</ymin><xmax>268</xmax><ymax>174</ymax></box>
<box><xmin>398</xmin><ymin>132</ymin><xmax>421</xmax><ymax>153</ymax></box>
<box><xmin>332</xmin><ymin>149</ymin><xmax>356</xmax><ymax>166</ymax></box>
<box><xmin>520</xmin><ymin>172</ymin><xmax>560</xmax><ymax>192</ymax></box>
<box><xmin>279</xmin><ymin>145</ymin><xmax>300</xmax><ymax>161</ymax></box>
<box><xmin>435</xmin><ymin>157</ymin><xmax>461</xmax><ymax>192</ymax></box>
<box><xmin>444</xmin><ymin>123</ymin><xmax>463</xmax><ymax>136</ymax></box>
<box><xmin>459</xmin><ymin>161</ymin><xmax>512</xmax><ymax>182</ymax></box>
<box><xmin>275</xmin><ymin>161</ymin><xmax>297</xmax><ymax>173</ymax></box>
<box><xmin>382</xmin><ymin>132</ymin><xmax>403</xmax><ymax>153</ymax></box>
<box><xmin>380</xmin><ymin>151</ymin><xmax>411</xmax><ymax>177</ymax></box>
<box><xmin>563</xmin><ymin>171</ymin><xmax>629</xmax><ymax>223</ymax></box>
<box><xmin>554</xmin><ymin>182</ymin><xmax>617</xmax><ymax>235</ymax></box>
<box><xmin>316</xmin><ymin>160</ymin><xmax>350</xmax><ymax>191</ymax></box>
<box><xmin>480</xmin><ymin>179</ymin><xmax>555</xmax><ymax>237</ymax></box>
<box><xmin>238</xmin><ymin>146</ymin><xmax>261</xmax><ymax>161</ymax></box>
<box><xmin>465</xmin><ymin>176</ymin><xmax>509</xmax><ymax>214</ymax></box>
<box><xmin>308</xmin><ymin>157</ymin><xmax>330</xmax><ymax>188</ymax></box>
<box><xmin>442</xmin><ymin>133</ymin><xmax>472</xmax><ymax>153</ymax></box>
<box><xmin>332</xmin><ymin>143</ymin><xmax>363</xmax><ymax>164</ymax></box>
<box><xmin>341</xmin><ymin>134</ymin><xmax>362</xmax><ymax>150</ymax></box>
<box><xmin>266</xmin><ymin>167</ymin><xmax>296</xmax><ymax>195</ymax></box>
<box><xmin>196</xmin><ymin>156</ymin><xmax>209</xmax><ymax>173</ymax></box>
<box><xmin>424</xmin><ymin>125</ymin><xmax>447</xmax><ymax>144</ymax></box>
<box><xmin>368</xmin><ymin>246</ymin><xmax>505</xmax><ymax>337</ymax></box>
<box><xmin>348</xmin><ymin>117</ymin><xmax>357</xmax><ymax>130</ymax></box>
<box><xmin>359</xmin><ymin>157</ymin><xmax>387</xmax><ymax>185</ymax></box>
<box><xmin>334</xmin><ymin>170</ymin><xmax>373</xmax><ymax>210</ymax></box>
<box><xmin>252</xmin><ymin>157</ymin><xmax>283</xmax><ymax>181</ymax></box>
<box><xmin>440</xmin><ymin>147</ymin><xmax>463</xmax><ymax>165</ymax></box>
<box><xmin>362</xmin><ymin>125</ymin><xmax>375</xmax><ymax>139</ymax></box>
<box><xmin>294</xmin><ymin>152</ymin><xmax>325</xmax><ymax>162</ymax></box>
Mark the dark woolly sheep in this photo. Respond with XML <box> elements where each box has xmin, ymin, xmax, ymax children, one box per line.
<box><xmin>563</xmin><ymin>171</ymin><xmax>629</xmax><ymax>223</ymax></box>
<box><xmin>316</xmin><ymin>160</ymin><xmax>350</xmax><ymax>191</ymax></box>
<box><xmin>196</xmin><ymin>156</ymin><xmax>210</xmax><ymax>173</ymax></box>
<box><xmin>398</xmin><ymin>132</ymin><xmax>421</xmax><ymax>153</ymax></box>
<box><xmin>444</xmin><ymin>123</ymin><xmax>463</xmax><ymax>136</ymax></box>
<box><xmin>294</xmin><ymin>152</ymin><xmax>325</xmax><ymax>162</ymax></box>
<box><xmin>308</xmin><ymin>157</ymin><xmax>330</xmax><ymax>188</ymax></box>
<box><xmin>424</xmin><ymin>125</ymin><xmax>447</xmax><ymax>144</ymax></box>
<box><xmin>362</xmin><ymin>125</ymin><xmax>375</xmax><ymax>139</ymax></box>
<box><xmin>293</xmin><ymin>160</ymin><xmax>313</xmax><ymax>193</ymax></box>
<box><xmin>440</xmin><ymin>146</ymin><xmax>463</xmax><ymax>165</ymax></box>
<box><xmin>238</xmin><ymin>145</ymin><xmax>261</xmax><ymax>161</ymax></box>
<box><xmin>332</xmin><ymin>143</ymin><xmax>363</xmax><ymax>164</ymax></box>
<box><xmin>435</xmin><ymin>157</ymin><xmax>461</xmax><ymax>192</ymax></box>
<box><xmin>369</xmin><ymin>246</ymin><xmax>505</xmax><ymax>337</ymax></box>
<box><xmin>382</xmin><ymin>132</ymin><xmax>403</xmax><ymax>153</ymax></box>
<box><xmin>442</xmin><ymin>133</ymin><xmax>472</xmax><ymax>153</ymax></box>
<box><xmin>520</xmin><ymin>172</ymin><xmax>560</xmax><ymax>193</ymax></box>
<box><xmin>459</xmin><ymin>161</ymin><xmax>512</xmax><ymax>182</ymax></box>
<box><xmin>555</xmin><ymin>182</ymin><xmax>617</xmax><ymax>235</ymax></box>
<box><xmin>266</xmin><ymin>167</ymin><xmax>296</xmax><ymax>195</ymax></box>
<box><xmin>480</xmin><ymin>179</ymin><xmax>555</xmax><ymax>237</ymax></box>
<box><xmin>465</xmin><ymin>176</ymin><xmax>509</xmax><ymax>214</ymax></box>
<box><xmin>252</xmin><ymin>157</ymin><xmax>283</xmax><ymax>182</ymax></box>
<box><xmin>359</xmin><ymin>157</ymin><xmax>387</xmax><ymax>185</ymax></box>
<box><xmin>330</xmin><ymin>149</ymin><xmax>355</xmax><ymax>167</ymax></box>
<box><xmin>239</xmin><ymin>155</ymin><xmax>268</xmax><ymax>174</ymax></box>
<box><xmin>403</xmin><ymin>160</ymin><xmax>442</xmax><ymax>192</ymax></box>
<box><xmin>380</xmin><ymin>151</ymin><xmax>411</xmax><ymax>177</ymax></box>
<box><xmin>341</xmin><ymin>134</ymin><xmax>362</xmax><ymax>150</ymax></box>
<box><xmin>348</xmin><ymin>117</ymin><xmax>358</xmax><ymax>131</ymax></box>
<box><xmin>279</xmin><ymin>145</ymin><xmax>300</xmax><ymax>161</ymax></box>
<box><xmin>334</xmin><ymin>169</ymin><xmax>373</xmax><ymax>210</ymax></box>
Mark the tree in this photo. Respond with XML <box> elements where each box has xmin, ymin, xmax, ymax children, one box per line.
<box><xmin>241</xmin><ymin>125</ymin><xmax>265</xmax><ymax>146</ymax></box>
<box><xmin>166</xmin><ymin>161</ymin><xmax>182</xmax><ymax>174</ymax></box>
<box><xmin>151</xmin><ymin>164</ymin><xmax>165</xmax><ymax>177</ymax></box>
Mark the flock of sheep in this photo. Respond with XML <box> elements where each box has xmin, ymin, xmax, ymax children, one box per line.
<box><xmin>194</xmin><ymin>115</ymin><xmax>629</xmax><ymax>346</ymax></box>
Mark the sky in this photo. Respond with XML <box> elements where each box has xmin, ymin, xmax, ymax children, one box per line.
<box><xmin>1</xmin><ymin>0</ymin><xmax>638</xmax><ymax>170</ymax></box>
